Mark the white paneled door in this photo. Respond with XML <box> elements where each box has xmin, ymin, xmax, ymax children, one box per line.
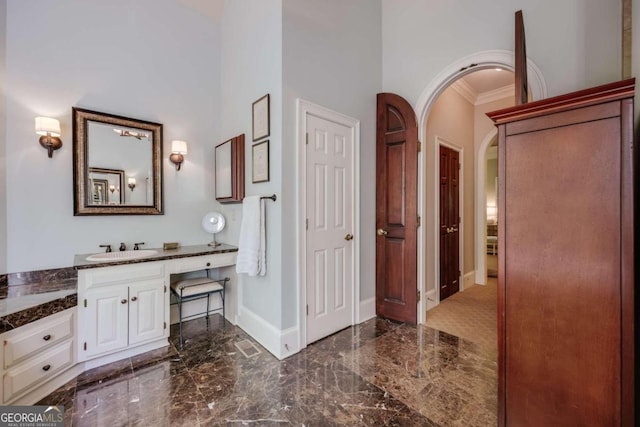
<box><xmin>306</xmin><ymin>113</ymin><xmax>355</xmax><ymax>344</ymax></box>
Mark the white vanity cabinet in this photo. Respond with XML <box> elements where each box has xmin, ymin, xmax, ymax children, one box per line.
<box><xmin>1</xmin><ymin>308</ymin><xmax>76</xmax><ymax>404</ymax></box>
<box><xmin>77</xmin><ymin>262</ymin><xmax>168</xmax><ymax>364</ymax></box>
<box><xmin>76</xmin><ymin>248</ymin><xmax>237</xmax><ymax>369</ymax></box>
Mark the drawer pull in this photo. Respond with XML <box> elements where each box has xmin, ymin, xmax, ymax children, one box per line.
<box><xmin>42</xmin><ymin>334</ymin><xmax>52</xmax><ymax>341</ymax></box>
<box><xmin>121</xmin><ymin>299</ymin><xmax>128</xmax><ymax>304</ymax></box>
<box><xmin>42</xmin><ymin>364</ymin><xmax>51</xmax><ymax>372</ymax></box>
<box><xmin>131</xmin><ymin>296</ymin><xmax>137</xmax><ymax>302</ymax></box>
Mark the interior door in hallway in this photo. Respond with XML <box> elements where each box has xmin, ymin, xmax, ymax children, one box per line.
<box><xmin>439</xmin><ymin>144</ymin><xmax>460</xmax><ymax>301</ymax></box>
<box><xmin>306</xmin><ymin>113</ymin><xmax>355</xmax><ymax>344</ymax></box>
<box><xmin>375</xmin><ymin>93</ymin><xmax>418</xmax><ymax>324</ymax></box>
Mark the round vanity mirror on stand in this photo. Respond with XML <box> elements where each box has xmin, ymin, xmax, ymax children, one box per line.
<box><xmin>202</xmin><ymin>212</ymin><xmax>226</xmax><ymax>247</ymax></box>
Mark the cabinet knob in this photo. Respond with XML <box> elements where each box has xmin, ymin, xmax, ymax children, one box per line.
<box><xmin>42</xmin><ymin>364</ymin><xmax>51</xmax><ymax>372</ymax></box>
<box><xmin>206</xmin><ymin>262</ymin><xmax>211</xmax><ymax>267</ymax></box>
<box><xmin>131</xmin><ymin>296</ymin><xmax>137</xmax><ymax>302</ymax></box>
<box><xmin>121</xmin><ymin>299</ymin><xmax>128</xmax><ymax>304</ymax></box>
<box><xmin>42</xmin><ymin>334</ymin><xmax>51</xmax><ymax>341</ymax></box>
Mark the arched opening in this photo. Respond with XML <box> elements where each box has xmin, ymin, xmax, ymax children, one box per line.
<box><xmin>414</xmin><ymin>50</ymin><xmax>547</xmax><ymax>327</ymax></box>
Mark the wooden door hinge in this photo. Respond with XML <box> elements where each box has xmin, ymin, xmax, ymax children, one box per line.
<box><xmin>83</xmin><ymin>342</ymin><xmax>87</xmax><ymax>351</ymax></box>
<box><xmin>417</xmin><ymin>290</ymin><xmax>421</xmax><ymax>303</ymax></box>
<box><xmin>417</xmin><ymin>141</ymin><xmax>422</xmax><ymax>153</ymax></box>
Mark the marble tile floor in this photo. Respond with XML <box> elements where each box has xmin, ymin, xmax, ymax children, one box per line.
<box><xmin>39</xmin><ymin>316</ymin><xmax>497</xmax><ymax>426</ymax></box>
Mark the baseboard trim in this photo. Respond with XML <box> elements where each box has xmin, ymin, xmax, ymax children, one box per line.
<box><xmin>463</xmin><ymin>271</ymin><xmax>475</xmax><ymax>290</ymax></box>
<box><xmin>426</xmin><ymin>289</ymin><xmax>438</xmax><ymax>311</ymax></box>
<box><xmin>359</xmin><ymin>297</ymin><xmax>376</xmax><ymax>322</ymax></box>
<box><xmin>236</xmin><ymin>305</ymin><xmax>299</xmax><ymax>360</ymax></box>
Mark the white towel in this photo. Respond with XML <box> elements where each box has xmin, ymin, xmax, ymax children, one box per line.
<box><xmin>236</xmin><ymin>196</ymin><xmax>266</xmax><ymax>276</ymax></box>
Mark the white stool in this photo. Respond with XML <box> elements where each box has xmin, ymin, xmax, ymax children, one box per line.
<box><xmin>170</xmin><ymin>275</ymin><xmax>229</xmax><ymax>349</ymax></box>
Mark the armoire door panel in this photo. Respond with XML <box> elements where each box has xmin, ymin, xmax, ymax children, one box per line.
<box><xmin>488</xmin><ymin>78</ymin><xmax>635</xmax><ymax>427</ymax></box>
<box><xmin>504</xmin><ymin>118</ymin><xmax>621</xmax><ymax>426</ymax></box>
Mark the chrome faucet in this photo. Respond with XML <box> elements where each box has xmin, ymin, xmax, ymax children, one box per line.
<box><xmin>119</xmin><ymin>242</ymin><xmax>127</xmax><ymax>251</ymax></box>
<box><xmin>99</xmin><ymin>244</ymin><xmax>112</xmax><ymax>253</ymax></box>
<box><xmin>133</xmin><ymin>242</ymin><xmax>145</xmax><ymax>250</ymax></box>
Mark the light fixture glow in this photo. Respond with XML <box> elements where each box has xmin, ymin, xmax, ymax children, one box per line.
<box><xmin>169</xmin><ymin>140</ymin><xmax>188</xmax><ymax>171</ymax></box>
<box><xmin>128</xmin><ymin>177</ymin><xmax>136</xmax><ymax>191</ymax></box>
<box><xmin>35</xmin><ymin>117</ymin><xmax>63</xmax><ymax>158</ymax></box>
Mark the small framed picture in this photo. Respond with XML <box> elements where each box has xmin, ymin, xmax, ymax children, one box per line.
<box><xmin>252</xmin><ymin>140</ymin><xmax>269</xmax><ymax>183</ymax></box>
<box><xmin>252</xmin><ymin>94</ymin><xmax>270</xmax><ymax>141</ymax></box>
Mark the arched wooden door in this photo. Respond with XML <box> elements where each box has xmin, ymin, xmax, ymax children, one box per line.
<box><xmin>375</xmin><ymin>93</ymin><xmax>418</xmax><ymax>324</ymax></box>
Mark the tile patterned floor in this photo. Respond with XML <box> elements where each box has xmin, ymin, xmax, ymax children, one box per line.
<box><xmin>38</xmin><ymin>316</ymin><xmax>497</xmax><ymax>426</ymax></box>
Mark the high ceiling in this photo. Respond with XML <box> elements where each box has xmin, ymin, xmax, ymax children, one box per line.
<box><xmin>459</xmin><ymin>68</ymin><xmax>514</xmax><ymax>94</ymax></box>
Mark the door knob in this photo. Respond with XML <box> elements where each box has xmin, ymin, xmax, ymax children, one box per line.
<box><xmin>345</xmin><ymin>233</ymin><xmax>354</xmax><ymax>241</ymax></box>
<box><xmin>377</xmin><ymin>229</ymin><xmax>388</xmax><ymax>236</ymax></box>
<box><xmin>121</xmin><ymin>299</ymin><xmax>128</xmax><ymax>304</ymax></box>
<box><xmin>131</xmin><ymin>296</ymin><xmax>137</xmax><ymax>302</ymax></box>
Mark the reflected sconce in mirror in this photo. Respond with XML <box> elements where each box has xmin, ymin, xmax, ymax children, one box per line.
<box><xmin>169</xmin><ymin>140</ymin><xmax>187</xmax><ymax>171</ymax></box>
<box><xmin>128</xmin><ymin>177</ymin><xmax>136</xmax><ymax>191</ymax></box>
<box><xmin>35</xmin><ymin>117</ymin><xmax>62</xmax><ymax>158</ymax></box>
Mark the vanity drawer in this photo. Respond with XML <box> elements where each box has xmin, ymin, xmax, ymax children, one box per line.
<box><xmin>82</xmin><ymin>262</ymin><xmax>165</xmax><ymax>289</ymax></box>
<box><xmin>3</xmin><ymin>309</ymin><xmax>74</xmax><ymax>370</ymax></box>
<box><xmin>170</xmin><ymin>253</ymin><xmax>237</xmax><ymax>274</ymax></box>
<box><xmin>3</xmin><ymin>339</ymin><xmax>74</xmax><ymax>403</ymax></box>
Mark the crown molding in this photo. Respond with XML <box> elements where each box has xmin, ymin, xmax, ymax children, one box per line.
<box><xmin>476</xmin><ymin>84</ymin><xmax>515</xmax><ymax>105</ymax></box>
<box><xmin>450</xmin><ymin>79</ymin><xmax>477</xmax><ymax>104</ymax></box>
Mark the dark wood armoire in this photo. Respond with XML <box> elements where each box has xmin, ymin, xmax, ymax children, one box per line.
<box><xmin>487</xmin><ymin>79</ymin><xmax>636</xmax><ymax>426</ymax></box>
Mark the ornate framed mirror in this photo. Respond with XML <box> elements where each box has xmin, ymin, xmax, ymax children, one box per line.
<box><xmin>73</xmin><ymin>107</ymin><xmax>163</xmax><ymax>215</ymax></box>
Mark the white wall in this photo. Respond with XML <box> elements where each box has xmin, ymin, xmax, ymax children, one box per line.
<box><xmin>282</xmin><ymin>0</ymin><xmax>382</xmax><ymax>327</ymax></box>
<box><xmin>4</xmin><ymin>0</ymin><xmax>221</xmax><ymax>273</ymax></box>
<box><xmin>0</xmin><ymin>0</ymin><xmax>6</xmax><ymax>275</ymax></box>
<box><xmin>383</xmin><ymin>0</ymin><xmax>621</xmax><ymax>105</ymax></box>
<box><xmin>218</xmin><ymin>0</ymin><xmax>283</xmax><ymax>330</ymax></box>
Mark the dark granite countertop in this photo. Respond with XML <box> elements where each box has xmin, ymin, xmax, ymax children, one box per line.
<box><xmin>0</xmin><ymin>293</ymin><xmax>77</xmax><ymax>334</ymax></box>
<box><xmin>0</xmin><ymin>277</ymin><xmax>78</xmax><ymax>333</ymax></box>
<box><xmin>73</xmin><ymin>244</ymin><xmax>238</xmax><ymax>269</ymax></box>
<box><xmin>0</xmin><ymin>244</ymin><xmax>238</xmax><ymax>333</ymax></box>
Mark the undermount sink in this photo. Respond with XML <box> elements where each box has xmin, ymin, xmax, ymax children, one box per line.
<box><xmin>85</xmin><ymin>249</ymin><xmax>159</xmax><ymax>262</ymax></box>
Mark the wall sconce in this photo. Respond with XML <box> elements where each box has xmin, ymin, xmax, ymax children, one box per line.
<box><xmin>35</xmin><ymin>117</ymin><xmax>62</xmax><ymax>158</ymax></box>
<box><xmin>109</xmin><ymin>185</ymin><xmax>116</xmax><ymax>194</ymax></box>
<box><xmin>128</xmin><ymin>177</ymin><xmax>136</xmax><ymax>191</ymax></box>
<box><xmin>169</xmin><ymin>140</ymin><xmax>188</xmax><ymax>171</ymax></box>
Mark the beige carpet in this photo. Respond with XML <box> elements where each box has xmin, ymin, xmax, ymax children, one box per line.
<box><xmin>425</xmin><ymin>277</ymin><xmax>497</xmax><ymax>353</ymax></box>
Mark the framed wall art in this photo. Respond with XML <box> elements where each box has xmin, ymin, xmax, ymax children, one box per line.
<box><xmin>252</xmin><ymin>94</ymin><xmax>270</xmax><ymax>141</ymax></box>
<box><xmin>252</xmin><ymin>140</ymin><xmax>269</xmax><ymax>183</ymax></box>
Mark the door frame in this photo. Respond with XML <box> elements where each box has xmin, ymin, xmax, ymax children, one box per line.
<box><xmin>414</xmin><ymin>50</ymin><xmax>547</xmax><ymax>322</ymax></box>
<box><xmin>434</xmin><ymin>137</ymin><xmax>464</xmax><ymax>305</ymax></box>
<box><xmin>474</xmin><ymin>128</ymin><xmax>498</xmax><ymax>286</ymax></box>
<box><xmin>296</xmin><ymin>98</ymin><xmax>360</xmax><ymax>348</ymax></box>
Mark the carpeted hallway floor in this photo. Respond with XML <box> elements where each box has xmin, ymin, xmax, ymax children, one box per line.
<box><xmin>425</xmin><ymin>263</ymin><xmax>497</xmax><ymax>355</ymax></box>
